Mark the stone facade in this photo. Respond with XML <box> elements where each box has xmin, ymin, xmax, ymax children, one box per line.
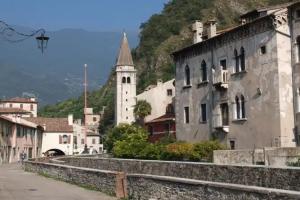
<box><xmin>173</xmin><ymin>4</ymin><xmax>300</xmax><ymax>149</ymax></box>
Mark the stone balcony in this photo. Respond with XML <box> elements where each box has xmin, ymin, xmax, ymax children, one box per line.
<box><xmin>213</xmin><ymin>69</ymin><xmax>229</xmax><ymax>89</ymax></box>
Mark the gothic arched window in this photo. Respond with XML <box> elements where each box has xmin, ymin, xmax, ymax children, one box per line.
<box><xmin>241</xmin><ymin>95</ymin><xmax>246</xmax><ymax>119</ymax></box>
<box><xmin>235</xmin><ymin>96</ymin><xmax>240</xmax><ymax>119</ymax></box>
<box><xmin>185</xmin><ymin>65</ymin><xmax>191</xmax><ymax>86</ymax></box>
<box><xmin>234</xmin><ymin>49</ymin><xmax>239</xmax><ymax>73</ymax></box>
<box><xmin>122</xmin><ymin>77</ymin><xmax>126</xmax><ymax>83</ymax></box>
<box><xmin>201</xmin><ymin>60</ymin><xmax>207</xmax><ymax>82</ymax></box>
<box><xmin>297</xmin><ymin>36</ymin><xmax>300</xmax><ymax>62</ymax></box>
<box><xmin>240</xmin><ymin>47</ymin><xmax>245</xmax><ymax>71</ymax></box>
<box><xmin>127</xmin><ymin>77</ymin><xmax>131</xmax><ymax>84</ymax></box>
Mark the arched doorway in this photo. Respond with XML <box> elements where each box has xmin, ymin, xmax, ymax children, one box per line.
<box><xmin>45</xmin><ymin>149</ymin><xmax>65</xmax><ymax>157</ymax></box>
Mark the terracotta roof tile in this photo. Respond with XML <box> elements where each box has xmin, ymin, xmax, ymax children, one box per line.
<box><xmin>25</xmin><ymin>117</ymin><xmax>73</xmax><ymax>133</ymax></box>
<box><xmin>1</xmin><ymin>97</ymin><xmax>37</xmax><ymax>103</ymax></box>
<box><xmin>0</xmin><ymin>108</ymin><xmax>31</xmax><ymax>114</ymax></box>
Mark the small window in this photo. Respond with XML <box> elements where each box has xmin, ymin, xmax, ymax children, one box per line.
<box><xmin>20</xmin><ymin>104</ymin><xmax>23</xmax><ymax>109</ymax></box>
<box><xmin>122</xmin><ymin>77</ymin><xmax>126</xmax><ymax>83</ymax></box>
<box><xmin>9</xmin><ymin>104</ymin><xmax>12</xmax><ymax>108</ymax></box>
<box><xmin>62</xmin><ymin>135</ymin><xmax>68</xmax><ymax>144</ymax></box>
<box><xmin>126</xmin><ymin>99</ymin><xmax>128</xmax><ymax>102</ymax></box>
<box><xmin>30</xmin><ymin>104</ymin><xmax>34</xmax><ymax>111</ymax></box>
<box><xmin>148</xmin><ymin>126</ymin><xmax>153</xmax><ymax>135</ymax></box>
<box><xmin>164</xmin><ymin>123</ymin><xmax>170</xmax><ymax>133</ymax></box>
<box><xmin>81</xmin><ymin>139</ymin><xmax>85</xmax><ymax>144</ymax></box>
<box><xmin>201</xmin><ymin>104</ymin><xmax>207</xmax><ymax>122</ymax></box>
<box><xmin>126</xmin><ymin>108</ymin><xmax>128</xmax><ymax>111</ymax></box>
<box><xmin>296</xmin><ymin>10</ymin><xmax>300</xmax><ymax>18</ymax></box>
<box><xmin>184</xmin><ymin>107</ymin><xmax>190</xmax><ymax>124</ymax></box>
<box><xmin>127</xmin><ymin>77</ymin><xmax>131</xmax><ymax>84</ymax></box>
<box><xmin>260</xmin><ymin>46</ymin><xmax>266</xmax><ymax>55</ymax></box>
<box><xmin>185</xmin><ymin>65</ymin><xmax>191</xmax><ymax>86</ymax></box>
<box><xmin>93</xmin><ymin>117</ymin><xmax>97</xmax><ymax>122</ymax></box>
<box><xmin>220</xmin><ymin>59</ymin><xmax>227</xmax><ymax>70</ymax></box>
<box><xmin>201</xmin><ymin>60</ymin><xmax>207</xmax><ymax>81</ymax></box>
<box><xmin>92</xmin><ymin>139</ymin><xmax>96</xmax><ymax>144</ymax></box>
<box><xmin>167</xmin><ymin>89</ymin><xmax>173</xmax><ymax>96</ymax></box>
<box><xmin>230</xmin><ymin>140</ymin><xmax>235</xmax><ymax>150</ymax></box>
<box><xmin>126</xmin><ymin>116</ymin><xmax>128</xmax><ymax>119</ymax></box>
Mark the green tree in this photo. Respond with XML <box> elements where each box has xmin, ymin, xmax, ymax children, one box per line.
<box><xmin>105</xmin><ymin>124</ymin><xmax>147</xmax><ymax>153</ymax></box>
<box><xmin>134</xmin><ymin>100</ymin><xmax>152</xmax><ymax>126</ymax></box>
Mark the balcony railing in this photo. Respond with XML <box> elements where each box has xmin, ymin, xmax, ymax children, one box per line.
<box><xmin>213</xmin><ymin>69</ymin><xmax>229</xmax><ymax>87</ymax></box>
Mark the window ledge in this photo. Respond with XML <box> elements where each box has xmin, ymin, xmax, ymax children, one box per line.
<box><xmin>232</xmin><ymin>118</ymin><xmax>247</xmax><ymax>122</ymax></box>
<box><xmin>182</xmin><ymin>85</ymin><xmax>192</xmax><ymax>89</ymax></box>
<box><xmin>197</xmin><ymin>81</ymin><xmax>208</xmax><ymax>88</ymax></box>
<box><xmin>231</xmin><ymin>70</ymin><xmax>247</xmax><ymax>76</ymax></box>
<box><xmin>199</xmin><ymin>121</ymin><xmax>207</xmax><ymax>124</ymax></box>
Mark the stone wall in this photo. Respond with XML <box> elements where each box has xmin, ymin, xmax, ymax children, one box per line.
<box><xmin>214</xmin><ymin>147</ymin><xmax>300</xmax><ymax>166</ymax></box>
<box><xmin>25</xmin><ymin>159</ymin><xmax>300</xmax><ymax>200</ymax></box>
<box><xmin>24</xmin><ymin>161</ymin><xmax>125</xmax><ymax>198</ymax></box>
<box><xmin>127</xmin><ymin>174</ymin><xmax>300</xmax><ymax>200</ymax></box>
<box><xmin>57</xmin><ymin>157</ymin><xmax>300</xmax><ymax>191</ymax></box>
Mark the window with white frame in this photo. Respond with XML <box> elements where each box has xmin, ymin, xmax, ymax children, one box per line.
<box><xmin>233</xmin><ymin>47</ymin><xmax>246</xmax><ymax>73</ymax></box>
<box><xmin>234</xmin><ymin>95</ymin><xmax>246</xmax><ymax>119</ymax></box>
<box><xmin>297</xmin><ymin>88</ymin><xmax>300</xmax><ymax>113</ymax></box>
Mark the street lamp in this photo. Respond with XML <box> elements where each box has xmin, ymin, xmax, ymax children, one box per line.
<box><xmin>0</xmin><ymin>20</ymin><xmax>50</xmax><ymax>53</ymax></box>
<box><xmin>36</xmin><ymin>31</ymin><xmax>49</xmax><ymax>53</ymax></box>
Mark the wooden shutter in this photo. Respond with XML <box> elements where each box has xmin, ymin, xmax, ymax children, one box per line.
<box><xmin>68</xmin><ymin>135</ymin><xmax>71</xmax><ymax>144</ymax></box>
<box><xmin>59</xmin><ymin>135</ymin><xmax>62</xmax><ymax>144</ymax></box>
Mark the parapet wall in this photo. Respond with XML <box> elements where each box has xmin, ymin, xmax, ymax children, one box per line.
<box><xmin>24</xmin><ymin>161</ymin><xmax>126</xmax><ymax>198</ymax></box>
<box><xmin>57</xmin><ymin>156</ymin><xmax>300</xmax><ymax>191</ymax></box>
<box><xmin>214</xmin><ymin>147</ymin><xmax>300</xmax><ymax>166</ymax></box>
<box><xmin>25</xmin><ymin>159</ymin><xmax>300</xmax><ymax>200</ymax></box>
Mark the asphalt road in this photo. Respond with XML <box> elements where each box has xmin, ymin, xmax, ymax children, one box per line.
<box><xmin>0</xmin><ymin>163</ymin><xmax>117</xmax><ymax>200</ymax></box>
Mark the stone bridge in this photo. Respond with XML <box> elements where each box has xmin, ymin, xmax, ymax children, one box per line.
<box><xmin>25</xmin><ymin>155</ymin><xmax>300</xmax><ymax>200</ymax></box>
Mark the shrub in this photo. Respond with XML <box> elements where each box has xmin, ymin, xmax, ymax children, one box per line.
<box><xmin>192</xmin><ymin>141</ymin><xmax>226</xmax><ymax>162</ymax></box>
<box><xmin>161</xmin><ymin>142</ymin><xmax>194</xmax><ymax>161</ymax></box>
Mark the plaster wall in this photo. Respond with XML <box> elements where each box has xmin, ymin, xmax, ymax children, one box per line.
<box><xmin>115</xmin><ymin>66</ymin><xmax>136</xmax><ymax>125</ymax></box>
<box><xmin>42</xmin><ymin>132</ymin><xmax>73</xmax><ymax>155</ymax></box>
<box><xmin>137</xmin><ymin>79</ymin><xmax>175</xmax><ymax>122</ymax></box>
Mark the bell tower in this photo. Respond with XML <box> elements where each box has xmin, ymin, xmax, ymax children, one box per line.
<box><xmin>115</xmin><ymin>32</ymin><xmax>136</xmax><ymax>125</ymax></box>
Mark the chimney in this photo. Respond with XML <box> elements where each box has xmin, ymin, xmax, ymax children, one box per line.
<box><xmin>68</xmin><ymin>114</ymin><xmax>73</xmax><ymax>126</ymax></box>
<box><xmin>205</xmin><ymin>20</ymin><xmax>217</xmax><ymax>39</ymax></box>
<box><xmin>42</xmin><ymin>123</ymin><xmax>46</xmax><ymax>131</ymax></box>
<box><xmin>192</xmin><ymin>20</ymin><xmax>203</xmax><ymax>44</ymax></box>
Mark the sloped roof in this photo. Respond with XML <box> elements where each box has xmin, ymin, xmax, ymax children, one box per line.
<box><xmin>146</xmin><ymin>113</ymin><xmax>175</xmax><ymax>124</ymax></box>
<box><xmin>1</xmin><ymin>97</ymin><xmax>37</xmax><ymax>103</ymax></box>
<box><xmin>116</xmin><ymin>32</ymin><xmax>134</xmax><ymax>66</ymax></box>
<box><xmin>0</xmin><ymin>108</ymin><xmax>31</xmax><ymax>114</ymax></box>
<box><xmin>0</xmin><ymin>116</ymin><xmax>38</xmax><ymax>128</ymax></box>
<box><xmin>25</xmin><ymin>117</ymin><xmax>73</xmax><ymax>133</ymax></box>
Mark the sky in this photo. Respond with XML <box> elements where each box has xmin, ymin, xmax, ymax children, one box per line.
<box><xmin>0</xmin><ymin>0</ymin><xmax>169</xmax><ymax>32</ymax></box>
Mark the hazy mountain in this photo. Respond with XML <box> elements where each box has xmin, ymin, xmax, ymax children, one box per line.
<box><xmin>0</xmin><ymin>27</ymin><xmax>138</xmax><ymax>105</ymax></box>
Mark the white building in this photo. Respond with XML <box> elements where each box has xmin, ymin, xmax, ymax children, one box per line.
<box><xmin>0</xmin><ymin>97</ymin><xmax>38</xmax><ymax>117</ymax></box>
<box><xmin>115</xmin><ymin>33</ymin><xmax>137</xmax><ymax>125</ymax></box>
<box><xmin>26</xmin><ymin>117</ymin><xmax>74</xmax><ymax>156</ymax></box>
<box><xmin>137</xmin><ymin>79</ymin><xmax>175</xmax><ymax>122</ymax></box>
